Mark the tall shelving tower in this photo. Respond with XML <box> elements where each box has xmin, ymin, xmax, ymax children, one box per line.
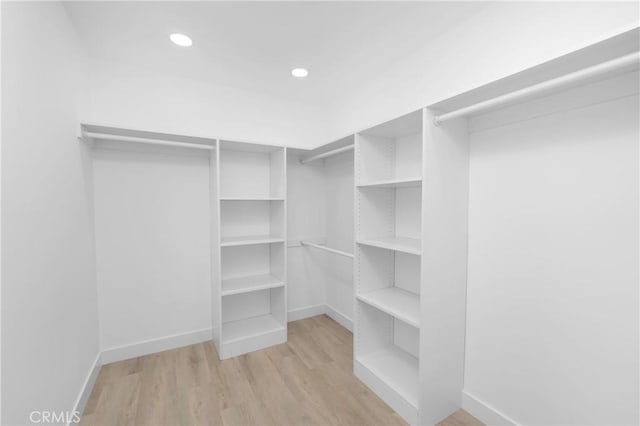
<box><xmin>354</xmin><ymin>110</ymin><xmax>423</xmax><ymax>424</ymax></box>
<box><xmin>353</xmin><ymin>108</ymin><xmax>469</xmax><ymax>425</ymax></box>
<box><xmin>212</xmin><ymin>140</ymin><xmax>288</xmax><ymax>359</ymax></box>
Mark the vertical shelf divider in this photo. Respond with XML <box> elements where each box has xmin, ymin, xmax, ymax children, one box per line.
<box><xmin>282</xmin><ymin>148</ymin><xmax>288</xmax><ymax>330</ymax></box>
<box><xmin>211</xmin><ymin>140</ymin><xmax>222</xmax><ymax>355</ymax></box>
<box><xmin>419</xmin><ymin>109</ymin><xmax>469</xmax><ymax>425</ymax></box>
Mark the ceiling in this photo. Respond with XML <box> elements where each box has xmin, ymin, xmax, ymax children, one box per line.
<box><xmin>64</xmin><ymin>1</ymin><xmax>487</xmax><ymax>106</ymax></box>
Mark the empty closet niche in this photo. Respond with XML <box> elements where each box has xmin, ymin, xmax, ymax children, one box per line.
<box><xmin>218</xmin><ymin>243</ymin><xmax>286</xmax><ymax>358</ymax></box>
<box><xmin>219</xmin><ymin>140</ymin><xmax>285</xmax><ymax>199</ymax></box>
<box><xmin>356</xmin><ymin>244</ymin><xmax>420</xmax><ymax>327</ymax></box>
<box><xmin>220</xmin><ymin>200</ymin><xmax>285</xmax><ymax>246</ymax></box>
<box><xmin>356</xmin><ymin>109</ymin><xmax>422</xmax><ymax>186</ymax></box>
<box><xmin>356</xmin><ymin>186</ymin><xmax>421</xmax><ymax>254</ymax></box>
<box><xmin>221</xmin><ymin>243</ymin><xmax>285</xmax><ymax>295</ymax></box>
<box><xmin>355</xmin><ymin>302</ymin><xmax>419</xmax><ymax>425</ymax></box>
<box><xmin>356</xmin><ymin>110</ymin><xmax>422</xmax><ymax>255</ymax></box>
<box><xmin>221</xmin><ymin>287</ymin><xmax>286</xmax><ymax>356</ymax></box>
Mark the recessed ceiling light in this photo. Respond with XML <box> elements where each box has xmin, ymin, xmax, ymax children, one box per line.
<box><xmin>291</xmin><ymin>68</ymin><xmax>309</xmax><ymax>78</ymax></box>
<box><xmin>170</xmin><ymin>33</ymin><xmax>192</xmax><ymax>47</ymax></box>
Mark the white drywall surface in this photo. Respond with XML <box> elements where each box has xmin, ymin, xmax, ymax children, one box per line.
<box><xmin>86</xmin><ymin>61</ymin><xmax>330</xmax><ymax>149</ymax></box>
<box><xmin>465</xmin><ymin>74</ymin><xmax>639</xmax><ymax>425</ymax></box>
<box><xmin>325</xmin><ymin>1</ymin><xmax>639</xmax><ymax>143</ymax></box>
<box><xmin>1</xmin><ymin>2</ymin><xmax>100</xmax><ymax>423</ymax></box>
<box><xmin>324</xmin><ymin>153</ymin><xmax>355</xmax><ymax>323</ymax></box>
<box><xmin>92</xmin><ymin>145</ymin><xmax>212</xmax><ymax>351</ymax></box>
<box><xmin>287</xmin><ymin>154</ymin><xmax>328</xmax><ymax>314</ymax></box>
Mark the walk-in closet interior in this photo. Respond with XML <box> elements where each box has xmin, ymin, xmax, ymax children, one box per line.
<box><xmin>2</xmin><ymin>2</ymin><xmax>639</xmax><ymax>426</ymax></box>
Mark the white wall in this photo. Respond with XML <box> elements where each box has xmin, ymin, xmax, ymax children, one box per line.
<box><xmin>86</xmin><ymin>61</ymin><xmax>330</xmax><ymax>149</ymax></box>
<box><xmin>324</xmin><ymin>1</ymin><xmax>639</xmax><ymax>142</ymax></box>
<box><xmin>91</xmin><ymin>144</ymin><xmax>211</xmax><ymax>359</ymax></box>
<box><xmin>285</xmin><ymin>152</ymin><xmax>354</xmax><ymax>326</ymax></box>
<box><xmin>1</xmin><ymin>2</ymin><xmax>100</xmax><ymax>424</ymax></box>
<box><xmin>324</xmin><ymin>152</ymin><xmax>354</xmax><ymax>326</ymax></box>
<box><xmin>1</xmin><ymin>2</ymin><xmax>4</xmax><ymax>422</ymax></box>
<box><xmin>286</xmin><ymin>153</ymin><xmax>327</xmax><ymax>317</ymax></box>
<box><xmin>464</xmin><ymin>73</ymin><xmax>639</xmax><ymax>425</ymax></box>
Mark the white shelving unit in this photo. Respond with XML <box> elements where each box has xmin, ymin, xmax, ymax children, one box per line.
<box><xmin>357</xmin><ymin>345</ymin><xmax>420</xmax><ymax>408</ymax></box>
<box><xmin>221</xmin><ymin>274</ymin><xmax>284</xmax><ymax>297</ymax></box>
<box><xmin>354</xmin><ymin>110</ymin><xmax>423</xmax><ymax>425</ymax></box>
<box><xmin>356</xmin><ymin>287</ymin><xmax>420</xmax><ymax>328</ymax></box>
<box><xmin>212</xmin><ymin>140</ymin><xmax>287</xmax><ymax>359</ymax></box>
<box><xmin>220</xmin><ymin>235</ymin><xmax>285</xmax><ymax>247</ymax></box>
<box><xmin>356</xmin><ymin>236</ymin><xmax>421</xmax><ymax>256</ymax></box>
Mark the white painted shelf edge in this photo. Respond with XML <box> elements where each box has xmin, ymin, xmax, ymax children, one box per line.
<box><xmin>220</xmin><ymin>235</ymin><xmax>285</xmax><ymax>247</ymax></box>
<box><xmin>221</xmin><ymin>274</ymin><xmax>284</xmax><ymax>296</ymax></box>
<box><xmin>357</xmin><ymin>236</ymin><xmax>421</xmax><ymax>255</ymax></box>
<box><xmin>356</xmin><ymin>346</ymin><xmax>420</xmax><ymax>409</ymax></box>
<box><xmin>222</xmin><ymin>314</ymin><xmax>284</xmax><ymax>344</ymax></box>
<box><xmin>357</xmin><ymin>288</ymin><xmax>420</xmax><ymax>328</ymax></box>
<box><xmin>220</xmin><ymin>197</ymin><xmax>285</xmax><ymax>201</ymax></box>
<box><xmin>357</xmin><ymin>177</ymin><xmax>422</xmax><ymax>188</ymax></box>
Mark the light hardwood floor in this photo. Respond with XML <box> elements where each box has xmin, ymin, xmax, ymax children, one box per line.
<box><xmin>82</xmin><ymin>315</ymin><xmax>482</xmax><ymax>426</ymax></box>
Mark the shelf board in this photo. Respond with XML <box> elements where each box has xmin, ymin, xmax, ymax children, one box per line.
<box><xmin>220</xmin><ymin>139</ymin><xmax>285</xmax><ymax>153</ymax></box>
<box><xmin>357</xmin><ymin>237</ymin><xmax>421</xmax><ymax>255</ymax></box>
<box><xmin>356</xmin><ymin>346</ymin><xmax>419</xmax><ymax>409</ymax></box>
<box><xmin>357</xmin><ymin>177</ymin><xmax>422</xmax><ymax>188</ymax></box>
<box><xmin>357</xmin><ymin>288</ymin><xmax>420</xmax><ymax>328</ymax></box>
<box><xmin>222</xmin><ymin>314</ymin><xmax>284</xmax><ymax>344</ymax></box>
<box><xmin>220</xmin><ymin>197</ymin><xmax>285</xmax><ymax>201</ymax></box>
<box><xmin>222</xmin><ymin>274</ymin><xmax>284</xmax><ymax>296</ymax></box>
<box><xmin>221</xmin><ymin>235</ymin><xmax>284</xmax><ymax>247</ymax></box>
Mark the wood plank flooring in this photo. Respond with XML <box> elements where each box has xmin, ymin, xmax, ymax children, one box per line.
<box><xmin>82</xmin><ymin>315</ymin><xmax>483</xmax><ymax>426</ymax></box>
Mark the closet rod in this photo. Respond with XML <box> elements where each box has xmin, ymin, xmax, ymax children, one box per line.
<box><xmin>433</xmin><ymin>51</ymin><xmax>640</xmax><ymax>125</ymax></box>
<box><xmin>301</xmin><ymin>240</ymin><xmax>354</xmax><ymax>258</ymax></box>
<box><xmin>301</xmin><ymin>145</ymin><xmax>354</xmax><ymax>164</ymax></box>
<box><xmin>83</xmin><ymin>132</ymin><xmax>215</xmax><ymax>150</ymax></box>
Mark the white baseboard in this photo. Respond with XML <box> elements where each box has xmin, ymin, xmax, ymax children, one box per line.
<box><xmin>70</xmin><ymin>352</ymin><xmax>102</xmax><ymax>424</ymax></box>
<box><xmin>462</xmin><ymin>391</ymin><xmax>518</xmax><ymax>426</ymax></box>
<box><xmin>102</xmin><ymin>306</ymin><xmax>337</xmax><ymax>365</ymax></box>
<box><xmin>82</xmin><ymin>304</ymin><xmax>349</xmax><ymax>420</ymax></box>
<box><xmin>101</xmin><ymin>328</ymin><xmax>212</xmax><ymax>364</ymax></box>
<box><xmin>325</xmin><ymin>304</ymin><xmax>353</xmax><ymax>331</ymax></box>
<box><xmin>288</xmin><ymin>304</ymin><xmax>325</xmax><ymax>321</ymax></box>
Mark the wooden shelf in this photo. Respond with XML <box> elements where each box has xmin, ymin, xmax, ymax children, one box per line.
<box><xmin>357</xmin><ymin>177</ymin><xmax>422</xmax><ymax>188</ymax></box>
<box><xmin>221</xmin><ymin>235</ymin><xmax>284</xmax><ymax>247</ymax></box>
<box><xmin>356</xmin><ymin>346</ymin><xmax>419</xmax><ymax>409</ymax></box>
<box><xmin>220</xmin><ymin>197</ymin><xmax>285</xmax><ymax>201</ymax></box>
<box><xmin>222</xmin><ymin>314</ymin><xmax>284</xmax><ymax>344</ymax></box>
<box><xmin>357</xmin><ymin>288</ymin><xmax>420</xmax><ymax>328</ymax></box>
<box><xmin>222</xmin><ymin>274</ymin><xmax>284</xmax><ymax>296</ymax></box>
<box><xmin>357</xmin><ymin>237</ymin><xmax>421</xmax><ymax>255</ymax></box>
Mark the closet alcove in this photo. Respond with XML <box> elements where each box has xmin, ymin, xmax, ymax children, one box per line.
<box><xmin>77</xmin><ymin>25</ymin><xmax>638</xmax><ymax>426</ymax></box>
